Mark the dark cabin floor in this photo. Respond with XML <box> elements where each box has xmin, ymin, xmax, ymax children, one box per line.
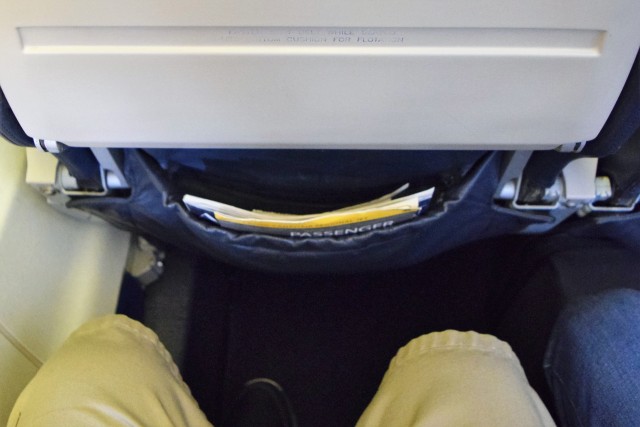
<box><xmin>129</xmin><ymin>219</ymin><xmax>640</xmax><ymax>427</ymax></box>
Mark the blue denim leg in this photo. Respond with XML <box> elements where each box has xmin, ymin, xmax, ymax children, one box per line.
<box><xmin>544</xmin><ymin>288</ymin><xmax>640</xmax><ymax>427</ymax></box>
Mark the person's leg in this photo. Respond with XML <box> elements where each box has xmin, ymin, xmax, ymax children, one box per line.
<box><xmin>356</xmin><ymin>330</ymin><xmax>555</xmax><ymax>427</ymax></box>
<box><xmin>8</xmin><ymin>315</ymin><xmax>212</xmax><ymax>427</ymax></box>
<box><xmin>544</xmin><ymin>288</ymin><xmax>640</xmax><ymax>427</ymax></box>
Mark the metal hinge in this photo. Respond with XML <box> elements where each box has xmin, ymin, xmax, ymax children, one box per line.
<box><xmin>496</xmin><ymin>157</ymin><xmax>638</xmax><ymax>215</ymax></box>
